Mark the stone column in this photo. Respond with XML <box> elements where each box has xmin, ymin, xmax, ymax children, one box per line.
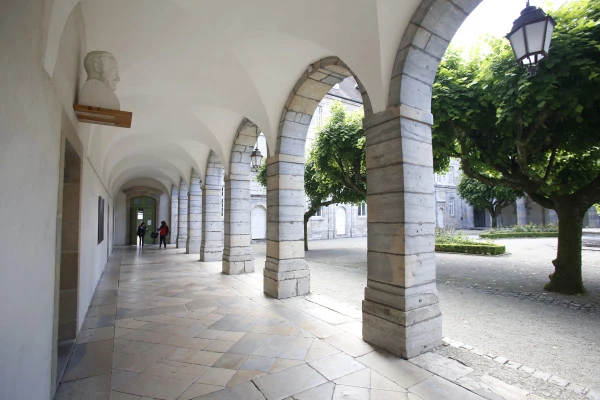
<box><xmin>361</xmin><ymin>105</ymin><xmax>442</xmax><ymax>359</ymax></box>
<box><xmin>177</xmin><ymin>178</ymin><xmax>188</xmax><ymax>249</ymax></box>
<box><xmin>516</xmin><ymin>197</ymin><xmax>528</xmax><ymax>225</ymax></box>
<box><xmin>263</xmin><ymin>129</ymin><xmax>310</xmax><ymax>298</ymax></box>
<box><xmin>222</xmin><ymin>146</ymin><xmax>254</xmax><ymax>274</ymax></box>
<box><xmin>200</xmin><ymin>157</ymin><xmax>224</xmax><ymax>261</ymax></box>
<box><xmin>170</xmin><ymin>185</ymin><xmax>178</xmax><ymax>244</ymax></box>
<box><xmin>186</xmin><ymin>172</ymin><xmax>202</xmax><ymax>254</ymax></box>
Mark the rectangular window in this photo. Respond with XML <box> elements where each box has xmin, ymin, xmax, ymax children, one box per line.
<box><xmin>315</xmin><ymin>207</ymin><xmax>322</xmax><ymax>217</ymax></box>
<box><xmin>448</xmin><ymin>166</ymin><xmax>455</xmax><ymax>185</ymax></box>
<box><xmin>358</xmin><ymin>202</ymin><xmax>366</xmax><ymax>216</ymax></box>
<box><xmin>449</xmin><ymin>197</ymin><xmax>455</xmax><ymax>216</ymax></box>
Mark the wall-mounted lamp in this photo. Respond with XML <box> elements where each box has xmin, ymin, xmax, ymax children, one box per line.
<box><xmin>250</xmin><ymin>143</ymin><xmax>263</xmax><ymax>171</ymax></box>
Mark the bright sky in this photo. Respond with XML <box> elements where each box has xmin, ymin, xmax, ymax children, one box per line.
<box><xmin>451</xmin><ymin>0</ymin><xmax>574</xmax><ymax>54</ymax></box>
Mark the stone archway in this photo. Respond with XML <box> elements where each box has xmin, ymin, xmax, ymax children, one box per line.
<box><xmin>223</xmin><ymin>119</ymin><xmax>263</xmax><ymax>274</ymax></box>
<box><xmin>361</xmin><ymin>0</ymin><xmax>482</xmax><ymax>359</ymax></box>
<box><xmin>265</xmin><ymin>57</ymin><xmax>372</xmax><ymax>299</ymax></box>
<box><xmin>201</xmin><ymin>151</ymin><xmax>225</xmax><ymax>261</ymax></box>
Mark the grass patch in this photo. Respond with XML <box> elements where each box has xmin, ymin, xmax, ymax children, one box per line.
<box><xmin>435</xmin><ymin>228</ymin><xmax>505</xmax><ymax>255</ymax></box>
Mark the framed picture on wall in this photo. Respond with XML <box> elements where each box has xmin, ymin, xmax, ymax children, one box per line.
<box><xmin>98</xmin><ymin>196</ymin><xmax>104</xmax><ymax>244</ymax></box>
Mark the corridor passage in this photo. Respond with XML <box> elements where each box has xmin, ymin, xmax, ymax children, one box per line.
<box><xmin>55</xmin><ymin>246</ymin><xmax>485</xmax><ymax>400</ymax></box>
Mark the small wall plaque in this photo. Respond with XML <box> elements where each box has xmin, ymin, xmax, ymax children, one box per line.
<box><xmin>74</xmin><ymin>104</ymin><xmax>132</xmax><ymax>128</ymax></box>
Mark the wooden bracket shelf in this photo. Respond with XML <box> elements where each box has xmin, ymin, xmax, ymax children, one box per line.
<box><xmin>74</xmin><ymin>104</ymin><xmax>132</xmax><ymax>128</ymax></box>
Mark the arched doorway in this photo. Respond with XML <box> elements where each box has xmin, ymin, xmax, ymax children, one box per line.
<box><xmin>251</xmin><ymin>206</ymin><xmax>267</xmax><ymax>240</ymax></box>
<box><xmin>129</xmin><ymin>196</ymin><xmax>157</xmax><ymax>245</ymax></box>
<box><xmin>335</xmin><ymin>206</ymin><xmax>347</xmax><ymax>236</ymax></box>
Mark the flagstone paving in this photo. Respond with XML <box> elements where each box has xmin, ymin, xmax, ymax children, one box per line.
<box><xmin>56</xmin><ymin>246</ymin><xmax>555</xmax><ymax>400</ymax></box>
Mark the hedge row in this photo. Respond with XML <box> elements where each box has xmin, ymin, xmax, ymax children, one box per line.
<box><xmin>435</xmin><ymin>243</ymin><xmax>506</xmax><ymax>255</ymax></box>
<box><xmin>480</xmin><ymin>232</ymin><xmax>558</xmax><ymax>239</ymax></box>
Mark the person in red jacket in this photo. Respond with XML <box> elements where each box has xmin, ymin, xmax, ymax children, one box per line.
<box><xmin>158</xmin><ymin>221</ymin><xmax>169</xmax><ymax>249</ymax></box>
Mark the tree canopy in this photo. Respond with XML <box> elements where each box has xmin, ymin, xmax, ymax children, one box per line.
<box><xmin>457</xmin><ymin>176</ymin><xmax>523</xmax><ymax>228</ymax></box>
<box><xmin>432</xmin><ymin>0</ymin><xmax>600</xmax><ymax>294</ymax></box>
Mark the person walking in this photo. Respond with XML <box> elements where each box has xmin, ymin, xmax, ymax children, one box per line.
<box><xmin>136</xmin><ymin>222</ymin><xmax>147</xmax><ymax>247</ymax></box>
<box><xmin>158</xmin><ymin>221</ymin><xmax>169</xmax><ymax>249</ymax></box>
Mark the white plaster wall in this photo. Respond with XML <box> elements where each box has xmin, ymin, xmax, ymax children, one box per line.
<box><xmin>114</xmin><ymin>191</ymin><xmax>128</xmax><ymax>245</ymax></box>
<box><xmin>78</xmin><ymin>159</ymin><xmax>110</xmax><ymax>326</ymax></box>
<box><xmin>0</xmin><ymin>1</ymin><xmax>72</xmax><ymax>399</ymax></box>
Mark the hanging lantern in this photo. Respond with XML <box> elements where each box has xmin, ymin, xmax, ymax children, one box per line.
<box><xmin>506</xmin><ymin>1</ymin><xmax>556</xmax><ymax>75</ymax></box>
<box><xmin>250</xmin><ymin>145</ymin><xmax>263</xmax><ymax>171</ymax></box>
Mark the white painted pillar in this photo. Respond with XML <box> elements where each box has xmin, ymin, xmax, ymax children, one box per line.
<box><xmin>187</xmin><ymin>172</ymin><xmax>202</xmax><ymax>254</ymax></box>
<box><xmin>170</xmin><ymin>185</ymin><xmax>178</xmax><ymax>244</ymax></box>
<box><xmin>361</xmin><ymin>106</ymin><xmax>442</xmax><ymax>359</ymax></box>
<box><xmin>177</xmin><ymin>178</ymin><xmax>188</xmax><ymax>249</ymax></box>
<box><xmin>223</xmin><ymin>143</ymin><xmax>254</xmax><ymax>274</ymax></box>
<box><xmin>200</xmin><ymin>156</ymin><xmax>224</xmax><ymax>261</ymax></box>
<box><xmin>516</xmin><ymin>197</ymin><xmax>528</xmax><ymax>225</ymax></box>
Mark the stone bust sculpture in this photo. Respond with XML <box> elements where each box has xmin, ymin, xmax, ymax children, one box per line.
<box><xmin>79</xmin><ymin>51</ymin><xmax>121</xmax><ymax>110</ymax></box>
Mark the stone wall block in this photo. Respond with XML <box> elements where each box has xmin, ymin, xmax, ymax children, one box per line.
<box><xmin>368</xmin><ymin>192</ymin><xmax>435</xmax><ymax>224</ymax></box>
<box><xmin>266</xmin><ymin>221</ymin><xmax>303</xmax><ymax>241</ymax></box>
<box><xmin>278</xmin><ymin>136</ymin><xmax>306</xmax><ymax>157</ymax></box>
<box><xmin>296</xmin><ymin>79</ymin><xmax>332</xmax><ymax>102</ymax></box>
<box><xmin>281</xmin><ymin>120</ymin><xmax>311</xmax><ymax>141</ymax></box>
<box><xmin>367</xmin><ymin>251</ymin><xmax>436</xmax><ymax>288</ymax></box>
<box><xmin>288</xmin><ymin>94</ymin><xmax>320</xmax><ymax>115</ymax></box>
<box><xmin>421</xmin><ymin>0</ymin><xmax>466</xmax><ymax>40</ymax></box>
<box><xmin>402</xmin><ymin>47</ymin><xmax>441</xmax><ymax>84</ymax></box>
<box><xmin>266</xmin><ymin>174</ymin><xmax>304</xmax><ymax>191</ymax></box>
<box><xmin>400</xmin><ymin>75</ymin><xmax>433</xmax><ymax>112</ymax></box>
<box><xmin>400</xmin><ymin>117</ymin><xmax>433</xmax><ymax>143</ymax></box>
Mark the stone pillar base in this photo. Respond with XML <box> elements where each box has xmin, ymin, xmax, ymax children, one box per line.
<box><xmin>362</xmin><ymin>298</ymin><xmax>442</xmax><ymax>359</ymax></box>
<box><xmin>200</xmin><ymin>248</ymin><xmax>223</xmax><ymax>262</ymax></box>
<box><xmin>222</xmin><ymin>247</ymin><xmax>254</xmax><ymax>274</ymax></box>
<box><xmin>263</xmin><ymin>260</ymin><xmax>310</xmax><ymax>299</ymax></box>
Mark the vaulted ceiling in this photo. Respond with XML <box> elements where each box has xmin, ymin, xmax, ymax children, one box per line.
<box><xmin>45</xmin><ymin>0</ymin><xmax>431</xmax><ymax>197</ymax></box>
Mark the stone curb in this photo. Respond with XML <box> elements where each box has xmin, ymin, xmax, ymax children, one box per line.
<box><xmin>442</xmin><ymin>337</ymin><xmax>596</xmax><ymax>398</ymax></box>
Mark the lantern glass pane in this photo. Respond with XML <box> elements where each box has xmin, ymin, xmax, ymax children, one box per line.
<box><xmin>544</xmin><ymin>22</ymin><xmax>555</xmax><ymax>53</ymax></box>
<box><xmin>508</xmin><ymin>27</ymin><xmax>527</xmax><ymax>59</ymax></box>
<box><xmin>524</xmin><ymin>21</ymin><xmax>546</xmax><ymax>53</ymax></box>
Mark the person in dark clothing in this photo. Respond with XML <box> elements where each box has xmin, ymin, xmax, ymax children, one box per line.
<box><xmin>158</xmin><ymin>221</ymin><xmax>169</xmax><ymax>249</ymax></box>
<box><xmin>136</xmin><ymin>222</ymin><xmax>147</xmax><ymax>247</ymax></box>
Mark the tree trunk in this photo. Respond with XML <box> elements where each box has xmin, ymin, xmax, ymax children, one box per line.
<box><xmin>546</xmin><ymin>205</ymin><xmax>587</xmax><ymax>294</ymax></box>
<box><xmin>488</xmin><ymin>207</ymin><xmax>498</xmax><ymax>228</ymax></box>
<box><xmin>304</xmin><ymin>215</ymin><xmax>309</xmax><ymax>251</ymax></box>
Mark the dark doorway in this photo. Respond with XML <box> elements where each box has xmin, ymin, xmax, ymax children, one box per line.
<box><xmin>130</xmin><ymin>196</ymin><xmax>157</xmax><ymax>245</ymax></box>
<box><xmin>474</xmin><ymin>209</ymin><xmax>487</xmax><ymax>228</ymax></box>
<box><xmin>55</xmin><ymin>140</ymin><xmax>81</xmax><ymax>385</ymax></box>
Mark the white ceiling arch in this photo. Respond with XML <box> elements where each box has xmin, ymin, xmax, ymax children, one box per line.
<box><xmin>108</xmin><ymin>157</ymin><xmax>187</xmax><ymax>197</ymax></box>
<box><xmin>44</xmin><ymin>0</ymin><xmax>423</xmax><ymax>189</ymax></box>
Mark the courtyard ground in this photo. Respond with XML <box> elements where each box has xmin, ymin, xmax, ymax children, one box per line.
<box><xmin>251</xmin><ymin>236</ymin><xmax>600</xmax><ymax>397</ymax></box>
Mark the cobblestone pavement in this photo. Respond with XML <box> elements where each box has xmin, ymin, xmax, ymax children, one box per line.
<box><xmin>252</xmin><ymin>236</ymin><xmax>600</xmax><ymax>399</ymax></box>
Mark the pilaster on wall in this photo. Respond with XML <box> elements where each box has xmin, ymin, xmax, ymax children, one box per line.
<box><xmin>177</xmin><ymin>179</ymin><xmax>188</xmax><ymax>249</ymax></box>
<box><xmin>361</xmin><ymin>105</ymin><xmax>442</xmax><ymax>359</ymax></box>
<box><xmin>187</xmin><ymin>173</ymin><xmax>202</xmax><ymax>254</ymax></box>
<box><xmin>223</xmin><ymin>128</ymin><xmax>256</xmax><ymax>274</ymax></box>
<box><xmin>263</xmin><ymin>152</ymin><xmax>309</xmax><ymax>299</ymax></box>
<box><xmin>516</xmin><ymin>198</ymin><xmax>528</xmax><ymax>226</ymax></box>
<box><xmin>170</xmin><ymin>186</ymin><xmax>179</xmax><ymax>244</ymax></box>
<box><xmin>200</xmin><ymin>157</ymin><xmax>224</xmax><ymax>261</ymax></box>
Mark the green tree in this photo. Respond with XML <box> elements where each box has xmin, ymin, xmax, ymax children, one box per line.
<box><xmin>255</xmin><ymin>101</ymin><xmax>366</xmax><ymax>250</ymax></box>
<box><xmin>457</xmin><ymin>176</ymin><xmax>523</xmax><ymax>228</ymax></box>
<box><xmin>432</xmin><ymin>0</ymin><xmax>600</xmax><ymax>294</ymax></box>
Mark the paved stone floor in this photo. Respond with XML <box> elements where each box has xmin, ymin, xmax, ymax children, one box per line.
<box><xmin>55</xmin><ymin>245</ymin><xmax>543</xmax><ymax>400</ymax></box>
